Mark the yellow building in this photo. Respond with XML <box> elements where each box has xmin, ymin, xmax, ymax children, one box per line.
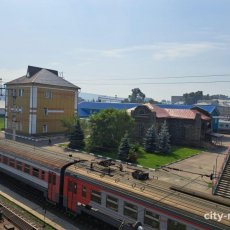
<box><xmin>5</xmin><ymin>66</ymin><xmax>80</xmax><ymax>136</ymax></box>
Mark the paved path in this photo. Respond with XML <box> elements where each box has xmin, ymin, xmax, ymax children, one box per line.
<box><xmin>1</xmin><ymin>132</ymin><xmax>230</xmax><ymax>194</ymax></box>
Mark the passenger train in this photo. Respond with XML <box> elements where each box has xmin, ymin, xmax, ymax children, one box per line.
<box><xmin>0</xmin><ymin>138</ymin><xmax>229</xmax><ymax>230</ymax></box>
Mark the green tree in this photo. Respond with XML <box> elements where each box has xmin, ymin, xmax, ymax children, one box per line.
<box><xmin>128</xmin><ymin>88</ymin><xmax>146</xmax><ymax>103</ymax></box>
<box><xmin>143</xmin><ymin>125</ymin><xmax>157</xmax><ymax>153</ymax></box>
<box><xmin>118</xmin><ymin>133</ymin><xmax>130</xmax><ymax>161</ymax></box>
<box><xmin>145</xmin><ymin>98</ymin><xmax>161</xmax><ymax>104</ymax></box>
<box><xmin>158</xmin><ymin>121</ymin><xmax>171</xmax><ymax>154</ymax></box>
<box><xmin>88</xmin><ymin>108</ymin><xmax>135</xmax><ymax>149</ymax></box>
<box><xmin>183</xmin><ymin>91</ymin><xmax>203</xmax><ymax>105</ymax></box>
<box><xmin>68</xmin><ymin>120</ymin><xmax>85</xmax><ymax>149</ymax></box>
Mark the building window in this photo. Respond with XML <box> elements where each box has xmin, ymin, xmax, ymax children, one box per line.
<box><xmin>167</xmin><ymin>219</ymin><xmax>186</xmax><ymax>230</ymax></box>
<box><xmin>17</xmin><ymin>161</ymin><xmax>22</xmax><ymax>170</ymax></box>
<box><xmin>3</xmin><ymin>156</ymin><xmax>8</xmax><ymax>165</ymax></box>
<box><xmin>16</xmin><ymin>122</ymin><xmax>18</xmax><ymax>130</ymax></box>
<box><xmin>10</xmin><ymin>89</ymin><xmax>16</xmax><ymax>96</ymax></box>
<box><xmin>215</xmin><ymin>118</ymin><xmax>217</xmax><ymax>123</ymax></box>
<box><xmin>9</xmin><ymin>106</ymin><xmax>11</xmax><ymax>113</ymax></box>
<box><xmin>124</xmin><ymin>202</ymin><xmax>138</xmax><ymax>220</ymax></box>
<box><xmin>49</xmin><ymin>174</ymin><xmax>52</xmax><ymax>183</ymax></box>
<box><xmin>24</xmin><ymin>164</ymin><xmax>30</xmax><ymax>174</ymax></box>
<box><xmin>42</xmin><ymin>171</ymin><xmax>45</xmax><ymax>180</ymax></box>
<box><xmin>74</xmin><ymin>183</ymin><xmax>77</xmax><ymax>194</ymax></box>
<box><xmin>68</xmin><ymin>181</ymin><xmax>72</xmax><ymax>192</ymax></box>
<box><xmin>43</xmin><ymin>125</ymin><xmax>47</xmax><ymax>133</ymax></box>
<box><xmin>21</xmin><ymin>106</ymin><xmax>23</xmax><ymax>114</ymax></box>
<box><xmin>106</xmin><ymin>195</ymin><xmax>118</xmax><ymax>212</ymax></box>
<box><xmin>20</xmin><ymin>123</ymin><xmax>23</xmax><ymax>131</ymax></box>
<box><xmin>10</xmin><ymin>159</ymin><xmax>15</xmax><ymax>167</ymax></box>
<box><xmin>44</xmin><ymin>91</ymin><xmax>52</xmax><ymax>99</ymax></box>
<box><xmin>33</xmin><ymin>168</ymin><xmax>39</xmax><ymax>177</ymax></box>
<box><xmin>18</xmin><ymin>89</ymin><xmax>24</xmax><ymax>97</ymax></box>
<box><xmin>53</xmin><ymin>175</ymin><xmax>56</xmax><ymax>185</ymax></box>
<box><xmin>17</xmin><ymin>106</ymin><xmax>19</xmax><ymax>113</ymax></box>
<box><xmin>144</xmin><ymin>210</ymin><xmax>160</xmax><ymax>229</ymax></box>
<box><xmin>8</xmin><ymin>122</ymin><xmax>11</xmax><ymax>128</ymax></box>
<box><xmin>91</xmin><ymin>189</ymin><xmax>101</xmax><ymax>204</ymax></box>
<box><xmin>82</xmin><ymin>186</ymin><xmax>87</xmax><ymax>198</ymax></box>
<box><xmin>44</xmin><ymin>108</ymin><xmax>48</xmax><ymax>115</ymax></box>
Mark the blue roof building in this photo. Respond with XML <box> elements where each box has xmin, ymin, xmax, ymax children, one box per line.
<box><xmin>156</xmin><ymin>104</ymin><xmax>220</xmax><ymax>132</ymax></box>
<box><xmin>78</xmin><ymin>102</ymin><xmax>140</xmax><ymax>117</ymax></box>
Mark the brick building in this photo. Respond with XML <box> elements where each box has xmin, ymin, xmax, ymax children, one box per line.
<box><xmin>5</xmin><ymin>66</ymin><xmax>80</xmax><ymax>136</ymax></box>
<box><xmin>129</xmin><ymin>104</ymin><xmax>213</xmax><ymax>148</ymax></box>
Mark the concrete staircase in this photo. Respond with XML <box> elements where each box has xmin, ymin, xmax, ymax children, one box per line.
<box><xmin>215</xmin><ymin>158</ymin><xmax>230</xmax><ymax>198</ymax></box>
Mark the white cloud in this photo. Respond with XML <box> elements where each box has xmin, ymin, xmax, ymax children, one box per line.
<box><xmin>78</xmin><ymin>62</ymin><xmax>89</xmax><ymax>67</ymax></box>
<box><xmin>75</xmin><ymin>42</ymin><xmax>226</xmax><ymax>60</ymax></box>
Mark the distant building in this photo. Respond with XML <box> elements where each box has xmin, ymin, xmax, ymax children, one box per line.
<box><xmin>129</xmin><ymin>104</ymin><xmax>213</xmax><ymax>148</ymax></box>
<box><xmin>78</xmin><ymin>102</ymin><xmax>140</xmax><ymax>117</ymax></box>
<box><xmin>5</xmin><ymin>65</ymin><xmax>80</xmax><ymax>136</ymax></box>
<box><xmin>171</xmin><ymin>96</ymin><xmax>184</xmax><ymax>104</ymax></box>
<box><xmin>98</xmin><ymin>95</ymin><xmax>122</xmax><ymax>103</ymax></box>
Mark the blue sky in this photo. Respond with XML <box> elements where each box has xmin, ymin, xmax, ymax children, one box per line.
<box><xmin>1</xmin><ymin>0</ymin><xmax>230</xmax><ymax>101</ymax></box>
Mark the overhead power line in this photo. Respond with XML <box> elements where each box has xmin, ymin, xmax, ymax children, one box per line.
<box><xmin>76</xmin><ymin>80</ymin><xmax>230</xmax><ymax>86</ymax></box>
<box><xmin>72</xmin><ymin>74</ymin><xmax>230</xmax><ymax>82</ymax></box>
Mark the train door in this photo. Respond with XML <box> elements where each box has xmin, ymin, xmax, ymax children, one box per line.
<box><xmin>67</xmin><ymin>179</ymin><xmax>77</xmax><ymax>212</ymax></box>
<box><xmin>47</xmin><ymin>172</ymin><xmax>56</xmax><ymax>203</ymax></box>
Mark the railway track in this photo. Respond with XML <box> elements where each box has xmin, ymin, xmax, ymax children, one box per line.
<box><xmin>0</xmin><ymin>171</ymin><xmax>112</xmax><ymax>230</ymax></box>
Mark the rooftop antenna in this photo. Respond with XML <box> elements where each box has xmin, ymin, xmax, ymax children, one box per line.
<box><xmin>59</xmin><ymin>72</ymin><xmax>64</xmax><ymax>78</ymax></box>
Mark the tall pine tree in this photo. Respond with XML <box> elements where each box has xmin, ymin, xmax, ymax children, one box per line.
<box><xmin>68</xmin><ymin>120</ymin><xmax>85</xmax><ymax>149</ymax></box>
<box><xmin>158</xmin><ymin>120</ymin><xmax>171</xmax><ymax>154</ymax></box>
<box><xmin>143</xmin><ymin>125</ymin><xmax>157</xmax><ymax>153</ymax></box>
<box><xmin>118</xmin><ymin>133</ymin><xmax>130</xmax><ymax>161</ymax></box>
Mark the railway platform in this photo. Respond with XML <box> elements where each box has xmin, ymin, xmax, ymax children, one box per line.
<box><xmin>0</xmin><ymin>184</ymin><xmax>80</xmax><ymax>230</ymax></box>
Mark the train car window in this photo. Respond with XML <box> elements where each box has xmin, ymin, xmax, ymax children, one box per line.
<box><xmin>53</xmin><ymin>175</ymin><xmax>56</xmax><ymax>185</ymax></box>
<box><xmin>10</xmin><ymin>159</ymin><xmax>15</xmax><ymax>167</ymax></box>
<box><xmin>91</xmin><ymin>190</ymin><xmax>101</xmax><ymax>204</ymax></box>
<box><xmin>42</xmin><ymin>171</ymin><xmax>45</xmax><ymax>180</ymax></box>
<box><xmin>68</xmin><ymin>181</ymin><xmax>72</xmax><ymax>192</ymax></box>
<box><xmin>106</xmin><ymin>195</ymin><xmax>118</xmax><ymax>212</ymax></box>
<box><xmin>49</xmin><ymin>173</ymin><xmax>52</xmax><ymax>183</ymax></box>
<box><xmin>24</xmin><ymin>164</ymin><xmax>30</xmax><ymax>174</ymax></box>
<box><xmin>82</xmin><ymin>186</ymin><xmax>87</xmax><ymax>198</ymax></box>
<box><xmin>0</xmin><ymin>155</ymin><xmax>2</xmax><ymax>162</ymax></box>
<box><xmin>17</xmin><ymin>162</ymin><xmax>22</xmax><ymax>170</ymax></box>
<box><xmin>74</xmin><ymin>183</ymin><xmax>77</xmax><ymax>194</ymax></box>
<box><xmin>124</xmin><ymin>202</ymin><xmax>138</xmax><ymax>220</ymax></box>
<box><xmin>167</xmin><ymin>219</ymin><xmax>186</xmax><ymax>230</ymax></box>
<box><xmin>144</xmin><ymin>210</ymin><xmax>160</xmax><ymax>229</ymax></box>
<box><xmin>3</xmin><ymin>156</ymin><xmax>8</xmax><ymax>165</ymax></box>
<box><xmin>33</xmin><ymin>168</ymin><xmax>39</xmax><ymax>177</ymax></box>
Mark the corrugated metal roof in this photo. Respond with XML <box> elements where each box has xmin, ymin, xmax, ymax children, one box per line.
<box><xmin>156</xmin><ymin>104</ymin><xmax>218</xmax><ymax>114</ymax></box>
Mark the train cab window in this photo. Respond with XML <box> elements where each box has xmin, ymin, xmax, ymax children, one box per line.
<box><xmin>10</xmin><ymin>159</ymin><xmax>15</xmax><ymax>167</ymax></box>
<box><xmin>68</xmin><ymin>181</ymin><xmax>72</xmax><ymax>192</ymax></box>
<box><xmin>82</xmin><ymin>186</ymin><xmax>87</xmax><ymax>198</ymax></box>
<box><xmin>220</xmin><ymin>124</ymin><xmax>224</xmax><ymax>127</ymax></box>
<box><xmin>74</xmin><ymin>183</ymin><xmax>77</xmax><ymax>194</ymax></box>
<box><xmin>226</xmin><ymin>125</ymin><xmax>229</xmax><ymax>128</ymax></box>
<box><xmin>91</xmin><ymin>190</ymin><xmax>101</xmax><ymax>204</ymax></box>
<box><xmin>106</xmin><ymin>195</ymin><xmax>118</xmax><ymax>212</ymax></box>
<box><xmin>124</xmin><ymin>202</ymin><xmax>138</xmax><ymax>220</ymax></box>
<box><xmin>33</xmin><ymin>168</ymin><xmax>39</xmax><ymax>177</ymax></box>
<box><xmin>144</xmin><ymin>210</ymin><xmax>160</xmax><ymax>229</ymax></box>
<box><xmin>53</xmin><ymin>175</ymin><xmax>56</xmax><ymax>185</ymax></box>
<box><xmin>17</xmin><ymin>162</ymin><xmax>22</xmax><ymax>170</ymax></box>
<box><xmin>3</xmin><ymin>156</ymin><xmax>8</xmax><ymax>165</ymax></box>
<box><xmin>42</xmin><ymin>171</ymin><xmax>45</xmax><ymax>180</ymax></box>
<box><xmin>24</xmin><ymin>164</ymin><xmax>30</xmax><ymax>174</ymax></box>
<box><xmin>49</xmin><ymin>174</ymin><xmax>52</xmax><ymax>183</ymax></box>
<box><xmin>167</xmin><ymin>219</ymin><xmax>186</xmax><ymax>230</ymax></box>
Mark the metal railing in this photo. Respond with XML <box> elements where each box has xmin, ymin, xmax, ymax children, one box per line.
<box><xmin>212</xmin><ymin>147</ymin><xmax>230</xmax><ymax>195</ymax></box>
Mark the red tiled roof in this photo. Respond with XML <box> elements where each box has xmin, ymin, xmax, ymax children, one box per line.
<box><xmin>143</xmin><ymin>103</ymin><xmax>211</xmax><ymax>120</ymax></box>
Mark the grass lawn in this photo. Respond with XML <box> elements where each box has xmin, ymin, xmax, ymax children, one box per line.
<box><xmin>59</xmin><ymin>143</ymin><xmax>204</xmax><ymax>169</ymax></box>
<box><xmin>0</xmin><ymin>117</ymin><xmax>4</xmax><ymax>130</ymax></box>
